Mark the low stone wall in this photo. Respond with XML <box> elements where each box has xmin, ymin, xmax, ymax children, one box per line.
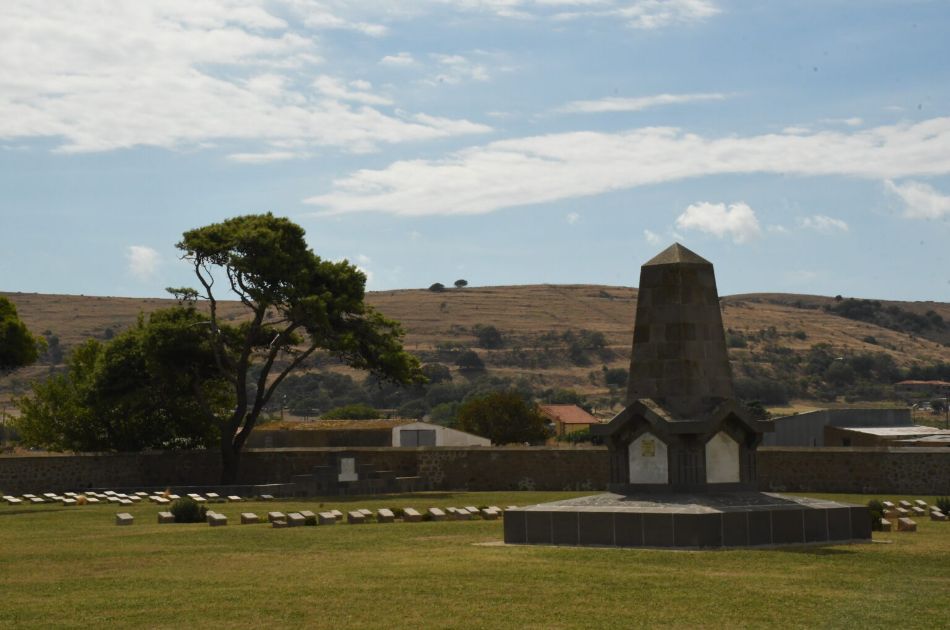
<box><xmin>0</xmin><ymin>446</ymin><xmax>946</xmax><ymax>495</ymax></box>
<box><xmin>757</xmin><ymin>447</ymin><xmax>950</xmax><ymax>495</ymax></box>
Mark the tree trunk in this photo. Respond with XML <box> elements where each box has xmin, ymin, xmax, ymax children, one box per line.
<box><xmin>220</xmin><ymin>439</ymin><xmax>241</xmax><ymax>485</ymax></box>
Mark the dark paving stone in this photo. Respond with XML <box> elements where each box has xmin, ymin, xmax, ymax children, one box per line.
<box><xmin>525</xmin><ymin>511</ymin><xmax>552</xmax><ymax>544</ymax></box>
<box><xmin>615</xmin><ymin>512</ymin><xmax>643</xmax><ymax>547</ymax></box>
<box><xmin>643</xmin><ymin>513</ymin><xmax>675</xmax><ymax>547</ymax></box>
<box><xmin>578</xmin><ymin>512</ymin><xmax>615</xmax><ymax>546</ymax></box>
<box><xmin>771</xmin><ymin>509</ymin><xmax>805</xmax><ymax>545</ymax></box>
<box><xmin>827</xmin><ymin>507</ymin><xmax>852</xmax><ymax>541</ymax></box>
<box><xmin>552</xmin><ymin>512</ymin><xmax>579</xmax><ymax>545</ymax></box>
<box><xmin>503</xmin><ymin>510</ymin><xmax>526</xmax><ymax>544</ymax></box>
<box><xmin>673</xmin><ymin>513</ymin><xmax>722</xmax><ymax>547</ymax></box>
<box><xmin>803</xmin><ymin>509</ymin><xmax>828</xmax><ymax>542</ymax></box>
<box><xmin>748</xmin><ymin>510</ymin><xmax>772</xmax><ymax>546</ymax></box>
<box><xmin>722</xmin><ymin>511</ymin><xmax>748</xmax><ymax>547</ymax></box>
<box><xmin>850</xmin><ymin>506</ymin><xmax>872</xmax><ymax>540</ymax></box>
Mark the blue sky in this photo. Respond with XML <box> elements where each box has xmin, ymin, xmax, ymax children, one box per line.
<box><xmin>1</xmin><ymin>1</ymin><xmax>948</xmax><ymax>301</ymax></box>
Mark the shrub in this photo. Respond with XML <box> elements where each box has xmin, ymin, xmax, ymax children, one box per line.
<box><xmin>428</xmin><ymin>283</ymin><xmax>445</xmax><ymax>292</ymax></box>
<box><xmin>171</xmin><ymin>497</ymin><xmax>207</xmax><ymax>523</ymax></box>
<box><xmin>867</xmin><ymin>499</ymin><xmax>885</xmax><ymax>530</ymax></box>
<box><xmin>936</xmin><ymin>497</ymin><xmax>950</xmax><ymax>514</ymax></box>
<box><xmin>322</xmin><ymin>403</ymin><xmax>379</xmax><ymax>420</ymax></box>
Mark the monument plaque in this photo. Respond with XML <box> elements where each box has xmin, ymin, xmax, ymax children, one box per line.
<box><xmin>504</xmin><ymin>244</ymin><xmax>872</xmax><ymax>548</ymax></box>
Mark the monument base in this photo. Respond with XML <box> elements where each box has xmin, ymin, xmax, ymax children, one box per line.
<box><xmin>503</xmin><ymin>492</ymin><xmax>871</xmax><ymax>549</ymax></box>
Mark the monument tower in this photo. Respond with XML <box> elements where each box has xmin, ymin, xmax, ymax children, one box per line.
<box><xmin>504</xmin><ymin>244</ymin><xmax>871</xmax><ymax>548</ymax></box>
<box><xmin>596</xmin><ymin>243</ymin><xmax>768</xmax><ymax>493</ymax></box>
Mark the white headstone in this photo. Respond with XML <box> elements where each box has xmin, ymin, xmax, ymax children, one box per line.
<box><xmin>705</xmin><ymin>431</ymin><xmax>741</xmax><ymax>484</ymax></box>
<box><xmin>628</xmin><ymin>432</ymin><xmax>668</xmax><ymax>484</ymax></box>
<box><xmin>338</xmin><ymin>457</ymin><xmax>358</xmax><ymax>482</ymax></box>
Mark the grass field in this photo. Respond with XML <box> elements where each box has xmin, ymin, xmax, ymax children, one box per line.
<box><xmin>1</xmin><ymin>491</ymin><xmax>948</xmax><ymax>628</ymax></box>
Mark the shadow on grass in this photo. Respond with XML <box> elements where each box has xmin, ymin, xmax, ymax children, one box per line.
<box><xmin>769</xmin><ymin>545</ymin><xmax>861</xmax><ymax>556</ymax></box>
<box><xmin>286</xmin><ymin>492</ymin><xmax>462</xmax><ymax>504</ymax></box>
<box><xmin>0</xmin><ymin>507</ymin><xmax>70</xmax><ymax>517</ymax></box>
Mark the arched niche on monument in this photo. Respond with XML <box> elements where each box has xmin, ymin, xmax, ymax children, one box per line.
<box><xmin>628</xmin><ymin>432</ymin><xmax>668</xmax><ymax>484</ymax></box>
<box><xmin>705</xmin><ymin>431</ymin><xmax>740</xmax><ymax>484</ymax></box>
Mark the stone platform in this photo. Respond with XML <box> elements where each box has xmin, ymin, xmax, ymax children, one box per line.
<box><xmin>503</xmin><ymin>492</ymin><xmax>871</xmax><ymax>548</ymax></box>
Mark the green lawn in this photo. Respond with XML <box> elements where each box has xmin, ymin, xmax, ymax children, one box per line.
<box><xmin>1</xmin><ymin>491</ymin><xmax>947</xmax><ymax>628</ymax></box>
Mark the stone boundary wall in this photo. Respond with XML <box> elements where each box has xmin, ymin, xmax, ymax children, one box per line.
<box><xmin>757</xmin><ymin>447</ymin><xmax>950</xmax><ymax>495</ymax></box>
<box><xmin>0</xmin><ymin>447</ymin><xmax>947</xmax><ymax>495</ymax></box>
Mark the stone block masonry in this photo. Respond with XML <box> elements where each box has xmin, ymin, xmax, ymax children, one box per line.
<box><xmin>0</xmin><ymin>446</ymin><xmax>946</xmax><ymax>496</ymax></box>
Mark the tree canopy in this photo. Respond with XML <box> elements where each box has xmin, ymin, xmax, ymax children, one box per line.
<box><xmin>0</xmin><ymin>296</ymin><xmax>44</xmax><ymax>371</ymax></box>
<box><xmin>456</xmin><ymin>390</ymin><xmax>550</xmax><ymax>445</ymax></box>
<box><xmin>15</xmin><ymin>307</ymin><xmax>226</xmax><ymax>451</ymax></box>
<box><xmin>174</xmin><ymin>213</ymin><xmax>422</xmax><ymax>482</ymax></box>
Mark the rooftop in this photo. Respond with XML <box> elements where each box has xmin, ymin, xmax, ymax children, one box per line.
<box><xmin>539</xmin><ymin>404</ymin><xmax>599</xmax><ymax>425</ymax></box>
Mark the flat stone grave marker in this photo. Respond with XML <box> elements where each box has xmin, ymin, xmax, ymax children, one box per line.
<box><xmin>227</xmin><ymin>496</ymin><xmax>242</xmax><ymax>502</ymax></box>
<box><xmin>318</xmin><ymin>512</ymin><xmax>337</xmax><ymax>525</ymax></box>
<box><xmin>272</xmin><ymin>520</ymin><xmax>289</xmax><ymax>528</ymax></box>
<box><xmin>897</xmin><ymin>517</ymin><xmax>917</xmax><ymax>532</ymax></box>
<box><xmin>22</xmin><ymin>494</ymin><xmax>37</xmax><ymax>499</ymax></box>
<box><xmin>62</xmin><ymin>498</ymin><xmax>77</xmax><ymax>506</ymax></box>
<box><xmin>464</xmin><ymin>506</ymin><xmax>480</xmax><ymax>514</ymax></box>
<box><xmin>168</xmin><ymin>494</ymin><xmax>181</xmax><ymax>500</ymax></box>
<box><xmin>358</xmin><ymin>508</ymin><xmax>374</xmax><ymax>517</ymax></box>
<box><xmin>107</xmin><ymin>497</ymin><xmax>121</xmax><ymax>504</ymax></box>
<box><xmin>883</xmin><ymin>508</ymin><xmax>898</xmax><ymax>519</ymax></box>
<box><xmin>85</xmin><ymin>497</ymin><xmax>100</xmax><ymax>504</ymax></box>
<box><xmin>428</xmin><ymin>507</ymin><xmax>446</xmax><ymax>521</ymax></box>
<box><xmin>128</xmin><ymin>496</ymin><xmax>142</xmax><ymax>503</ymax></box>
<box><xmin>898</xmin><ymin>500</ymin><xmax>912</xmax><ymax>508</ymax></box>
<box><xmin>119</xmin><ymin>499</ymin><xmax>133</xmax><ymax>506</ymax></box>
<box><xmin>30</xmin><ymin>497</ymin><xmax>46</xmax><ymax>504</ymax></box>
<box><xmin>879</xmin><ymin>518</ymin><xmax>892</xmax><ymax>532</ymax></box>
<box><xmin>914</xmin><ymin>500</ymin><xmax>927</xmax><ymax>508</ymax></box>
<box><xmin>930</xmin><ymin>510</ymin><xmax>947</xmax><ymax>522</ymax></box>
<box><xmin>480</xmin><ymin>508</ymin><xmax>499</xmax><ymax>520</ymax></box>
<box><xmin>135</xmin><ymin>492</ymin><xmax>149</xmax><ymax>497</ymax></box>
<box><xmin>259</xmin><ymin>494</ymin><xmax>275</xmax><ymax>501</ymax></box>
<box><xmin>286</xmin><ymin>513</ymin><xmax>306</xmax><ymax>527</ymax></box>
<box><xmin>43</xmin><ymin>493</ymin><xmax>58</xmax><ymax>500</ymax></box>
<box><xmin>912</xmin><ymin>507</ymin><xmax>926</xmax><ymax>516</ymax></box>
<box><xmin>103</xmin><ymin>491</ymin><xmax>115</xmax><ymax>496</ymax></box>
<box><xmin>241</xmin><ymin>513</ymin><xmax>261</xmax><ymax>525</ymax></box>
<box><xmin>154</xmin><ymin>497</ymin><xmax>170</xmax><ymax>505</ymax></box>
<box><xmin>206</xmin><ymin>493</ymin><xmax>223</xmax><ymax>503</ymax></box>
<box><xmin>299</xmin><ymin>510</ymin><xmax>317</xmax><ymax>526</ymax></box>
<box><xmin>347</xmin><ymin>511</ymin><xmax>366</xmax><ymax>524</ymax></box>
<box><xmin>377</xmin><ymin>508</ymin><xmax>395</xmax><ymax>523</ymax></box>
<box><xmin>208</xmin><ymin>513</ymin><xmax>228</xmax><ymax>527</ymax></box>
<box><xmin>330</xmin><ymin>509</ymin><xmax>343</xmax><ymax>519</ymax></box>
<box><xmin>6</xmin><ymin>498</ymin><xmax>23</xmax><ymax>506</ymax></box>
<box><xmin>158</xmin><ymin>512</ymin><xmax>175</xmax><ymax>524</ymax></box>
<box><xmin>402</xmin><ymin>508</ymin><xmax>422</xmax><ymax>522</ymax></box>
<box><xmin>896</xmin><ymin>507</ymin><xmax>910</xmax><ymax>517</ymax></box>
<box><xmin>64</xmin><ymin>492</ymin><xmax>78</xmax><ymax>497</ymax></box>
<box><xmin>267</xmin><ymin>511</ymin><xmax>286</xmax><ymax>523</ymax></box>
<box><xmin>882</xmin><ymin>500</ymin><xmax>895</xmax><ymax>508</ymax></box>
<box><xmin>115</xmin><ymin>513</ymin><xmax>134</xmax><ymax>526</ymax></box>
<box><xmin>2</xmin><ymin>495</ymin><xmax>15</xmax><ymax>502</ymax></box>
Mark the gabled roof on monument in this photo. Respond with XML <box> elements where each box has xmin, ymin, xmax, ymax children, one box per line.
<box><xmin>592</xmin><ymin>398</ymin><xmax>771</xmax><ymax>438</ymax></box>
<box><xmin>643</xmin><ymin>243</ymin><xmax>711</xmax><ymax>267</ymax></box>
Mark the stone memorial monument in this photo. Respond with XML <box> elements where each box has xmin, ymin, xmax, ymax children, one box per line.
<box><xmin>504</xmin><ymin>244</ymin><xmax>871</xmax><ymax>548</ymax></box>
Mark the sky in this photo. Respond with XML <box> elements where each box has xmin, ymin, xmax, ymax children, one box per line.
<box><xmin>1</xmin><ymin>0</ymin><xmax>949</xmax><ymax>302</ymax></box>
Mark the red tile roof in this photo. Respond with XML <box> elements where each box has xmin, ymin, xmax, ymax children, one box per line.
<box><xmin>539</xmin><ymin>404</ymin><xmax>598</xmax><ymax>425</ymax></box>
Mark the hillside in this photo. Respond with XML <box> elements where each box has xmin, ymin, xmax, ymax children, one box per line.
<box><xmin>1</xmin><ymin>286</ymin><xmax>948</xmax><ymax>418</ymax></box>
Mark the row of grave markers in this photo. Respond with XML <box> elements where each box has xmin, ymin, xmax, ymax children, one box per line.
<box><xmin>878</xmin><ymin>499</ymin><xmax>948</xmax><ymax>533</ymax></box>
<box><xmin>116</xmin><ymin>505</ymin><xmax>514</xmax><ymax>527</ymax></box>
<box><xmin>3</xmin><ymin>491</ymin><xmax>274</xmax><ymax>507</ymax></box>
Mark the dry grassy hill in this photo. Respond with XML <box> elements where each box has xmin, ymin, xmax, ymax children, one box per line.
<box><xmin>2</xmin><ymin>286</ymin><xmax>948</xmax><ymax>412</ymax></box>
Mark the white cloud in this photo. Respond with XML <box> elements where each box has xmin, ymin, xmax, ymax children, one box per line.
<box><xmin>127</xmin><ymin>246</ymin><xmax>160</xmax><ymax>281</ymax></box>
<box><xmin>313</xmin><ymin>75</ymin><xmax>392</xmax><ymax>105</ymax></box>
<box><xmin>822</xmin><ymin>117</ymin><xmax>863</xmax><ymax>127</ymax></box>
<box><xmin>227</xmin><ymin>151</ymin><xmax>306</xmax><ymax>163</ymax></box>
<box><xmin>306</xmin><ymin>117</ymin><xmax>950</xmax><ymax>216</ymax></box>
<box><xmin>381</xmin><ymin>52</ymin><xmax>416</xmax><ymax>66</ymax></box>
<box><xmin>675</xmin><ymin>202</ymin><xmax>761</xmax><ymax>244</ymax></box>
<box><xmin>0</xmin><ymin>2</ymin><xmax>489</xmax><ymax>155</ymax></box>
<box><xmin>424</xmin><ymin>54</ymin><xmax>491</xmax><ymax>85</ymax></box>
<box><xmin>558</xmin><ymin>92</ymin><xmax>727</xmax><ymax>114</ymax></box>
<box><xmin>799</xmin><ymin>214</ymin><xmax>849</xmax><ymax>233</ymax></box>
<box><xmin>643</xmin><ymin>229</ymin><xmax>661</xmax><ymax>244</ymax></box>
<box><xmin>357</xmin><ymin>253</ymin><xmax>372</xmax><ymax>265</ymax></box>
<box><xmin>549</xmin><ymin>0</ymin><xmax>719</xmax><ymax>29</ymax></box>
<box><xmin>566</xmin><ymin>212</ymin><xmax>580</xmax><ymax>224</ymax></box>
<box><xmin>885</xmin><ymin>179</ymin><xmax>950</xmax><ymax>219</ymax></box>
<box><xmin>767</xmin><ymin>224</ymin><xmax>789</xmax><ymax>234</ymax></box>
